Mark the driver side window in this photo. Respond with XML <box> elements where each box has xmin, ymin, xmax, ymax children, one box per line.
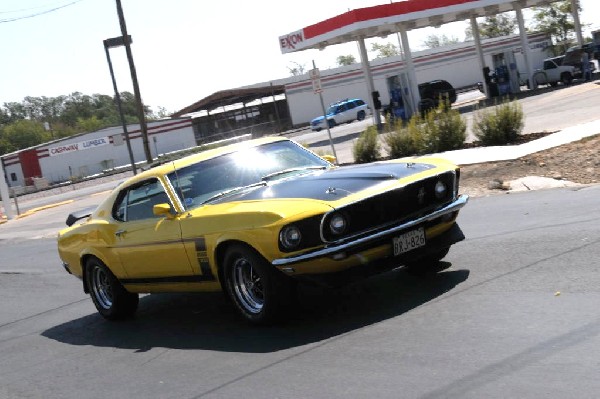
<box><xmin>113</xmin><ymin>178</ymin><xmax>171</xmax><ymax>222</ymax></box>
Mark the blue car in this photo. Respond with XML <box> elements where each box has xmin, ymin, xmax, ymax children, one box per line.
<box><xmin>311</xmin><ymin>98</ymin><xmax>369</xmax><ymax>131</ymax></box>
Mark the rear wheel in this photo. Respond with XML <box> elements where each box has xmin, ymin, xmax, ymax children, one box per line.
<box><xmin>85</xmin><ymin>257</ymin><xmax>138</xmax><ymax>320</ymax></box>
<box><xmin>561</xmin><ymin>72</ymin><xmax>573</xmax><ymax>86</ymax></box>
<box><xmin>223</xmin><ymin>244</ymin><xmax>293</xmax><ymax>325</ymax></box>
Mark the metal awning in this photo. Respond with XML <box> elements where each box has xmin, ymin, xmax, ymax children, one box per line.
<box><xmin>172</xmin><ymin>85</ymin><xmax>285</xmax><ymax>117</ymax></box>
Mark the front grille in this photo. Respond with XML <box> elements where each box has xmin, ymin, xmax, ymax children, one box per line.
<box><xmin>321</xmin><ymin>171</ymin><xmax>456</xmax><ymax>242</ymax></box>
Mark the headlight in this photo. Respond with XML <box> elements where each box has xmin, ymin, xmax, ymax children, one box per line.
<box><xmin>279</xmin><ymin>225</ymin><xmax>302</xmax><ymax>250</ymax></box>
<box><xmin>434</xmin><ymin>180</ymin><xmax>447</xmax><ymax>199</ymax></box>
<box><xmin>329</xmin><ymin>213</ymin><xmax>347</xmax><ymax>235</ymax></box>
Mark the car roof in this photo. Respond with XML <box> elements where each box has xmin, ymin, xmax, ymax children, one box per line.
<box><xmin>331</xmin><ymin>98</ymin><xmax>361</xmax><ymax>105</ymax></box>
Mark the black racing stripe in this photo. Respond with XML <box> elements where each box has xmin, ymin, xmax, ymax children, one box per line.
<box><xmin>121</xmin><ymin>274</ymin><xmax>216</xmax><ymax>284</ymax></box>
<box><xmin>211</xmin><ymin>162</ymin><xmax>436</xmax><ymax>203</ymax></box>
<box><xmin>194</xmin><ymin>237</ymin><xmax>206</xmax><ymax>251</ymax></box>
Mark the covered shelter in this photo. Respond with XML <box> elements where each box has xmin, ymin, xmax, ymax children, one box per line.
<box><xmin>279</xmin><ymin>0</ymin><xmax>583</xmax><ymax>125</ymax></box>
<box><xmin>171</xmin><ymin>85</ymin><xmax>292</xmax><ymax>143</ymax></box>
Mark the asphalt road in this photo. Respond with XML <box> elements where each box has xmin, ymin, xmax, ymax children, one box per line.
<box><xmin>1</xmin><ymin>184</ymin><xmax>600</xmax><ymax>399</ymax></box>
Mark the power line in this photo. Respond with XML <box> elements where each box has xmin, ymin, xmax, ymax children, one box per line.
<box><xmin>0</xmin><ymin>0</ymin><xmax>86</xmax><ymax>23</ymax></box>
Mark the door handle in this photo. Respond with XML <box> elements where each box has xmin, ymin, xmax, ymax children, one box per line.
<box><xmin>115</xmin><ymin>229</ymin><xmax>126</xmax><ymax>237</ymax></box>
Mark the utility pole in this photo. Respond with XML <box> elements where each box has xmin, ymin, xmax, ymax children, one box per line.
<box><xmin>115</xmin><ymin>0</ymin><xmax>152</xmax><ymax>164</ymax></box>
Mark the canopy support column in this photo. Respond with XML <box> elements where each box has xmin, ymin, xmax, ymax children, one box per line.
<box><xmin>571</xmin><ymin>0</ymin><xmax>584</xmax><ymax>46</ymax></box>
<box><xmin>398</xmin><ymin>25</ymin><xmax>420</xmax><ymax>118</ymax></box>
<box><xmin>470</xmin><ymin>15</ymin><xmax>489</xmax><ymax>98</ymax></box>
<box><xmin>514</xmin><ymin>2</ymin><xmax>535</xmax><ymax>89</ymax></box>
<box><xmin>357</xmin><ymin>37</ymin><xmax>382</xmax><ymax>129</ymax></box>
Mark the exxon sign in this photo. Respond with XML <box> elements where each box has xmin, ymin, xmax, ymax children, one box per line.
<box><xmin>279</xmin><ymin>30</ymin><xmax>304</xmax><ymax>54</ymax></box>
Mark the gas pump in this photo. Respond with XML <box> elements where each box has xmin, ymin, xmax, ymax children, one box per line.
<box><xmin>492</xmin><ymin>51</ymin><xmax>521</xmax><ymax>96</ymax></box>
<box><xmin>385</xmin><ymin>73</ymin><xmax>414</xmax><ymax>122</ymax></box>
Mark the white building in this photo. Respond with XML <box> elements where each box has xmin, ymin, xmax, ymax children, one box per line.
<box><xmin>2</xmin><ymin>118</ymin><xmax>195</xmax><ymax>187</ymax></box>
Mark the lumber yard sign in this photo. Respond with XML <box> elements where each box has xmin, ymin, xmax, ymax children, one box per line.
<box><xmin>49</xmin><ymin>137</ymin><xmax>110</xmax><ymax>157</ymax></box>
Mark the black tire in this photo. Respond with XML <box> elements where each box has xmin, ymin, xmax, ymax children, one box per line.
<box><xmin>404</xmin><ymin>247</ymin><xmax>451</xmax><ymax>276</ymax></box>
<box><xmin>223</xmin><ymin>244</ymin><xmax>293</xmax><ymax>325</ymax></box>
<box><xmin>533</xmin><ymin>72</ymin><xmax>546</xmax><ymax>87</ymax></box>
<box><xmin>327</xmin><ymin>119</ymin><xmax>336</xmax><ymax>129</ymax></box>
<box><xmin>561</xmin><ymin>73</ymin><xmax>573</xmax><ymax>86</ymax></box>
<box><xmin>85</xmin><ymin>257</ymin><xmax>138</xmax><ymax>320</ymax></box>
<box><xmin>357</xmin><ymin>110</ymin><xmax>366</xmax><ymax>121</ymax></box>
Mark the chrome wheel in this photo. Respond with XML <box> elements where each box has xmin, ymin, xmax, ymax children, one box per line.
<box><xmin>91</xmin><ymin>265</ymin><xmax>113</xmax><ymax>310</ymax></box>
<box><xmin>224</xmin><ymin>244</ymin><xmax>294</xmax><ymax>324</ymax></box>
<box><xmin>85</xmin><ymin>258</ymin><xmax>138</xmax><ymax>320</ymax></box>
<box><xmin>231</xmin><ymin>257</ymin><xmax>264</xmax><ymax>314</ymax></box>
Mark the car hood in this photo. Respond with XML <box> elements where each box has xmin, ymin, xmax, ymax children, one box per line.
<box><xmin>311</xmin><ymin>114</ymin><xmax>332</xmax><ymax>123</ymax></box>
<box><xmin>212</xmin><ymin>161</ymin><xmax>437</xmax><ymax>204</ymax></box>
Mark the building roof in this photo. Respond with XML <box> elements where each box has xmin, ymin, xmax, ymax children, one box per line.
<box><xmin>171</xmin><ymin>85</ymin><xmax>286</xmax><ymax>117</ymax></box>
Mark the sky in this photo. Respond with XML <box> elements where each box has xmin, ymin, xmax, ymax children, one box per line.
<box><xmin>1</xmin><ymin>0</ymin><xmax>599</xmax><ymax>114</ymax></box>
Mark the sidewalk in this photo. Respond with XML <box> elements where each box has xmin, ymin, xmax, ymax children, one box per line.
<box><xmin>433</xmin><ymin>118</ymin><xmax>600</xmax><ymax>165</ymax></box>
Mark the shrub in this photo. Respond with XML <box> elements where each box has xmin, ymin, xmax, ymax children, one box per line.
<box><xmin>384</xmin><ymin>100</ymin><xmax>466</xmax><ymax>158</ymax></box>
<box><xmin>473</xmin><ymin>99</ymin><xmax>524</xmax><ymax>146</ymax></box>
<box><xmin>384</xmin><ymin>113</ymin><xmax>431</xmax><ymax>158</ymax></box>
<box><xmin>353</xmin><ymin>126</ymin><xmax>381</xmax><ymax>163</ymax></box>
<box><xmin>430</xmin><ymin>100</ymin><xmax>466</xmax><ymax>152</ymax></box>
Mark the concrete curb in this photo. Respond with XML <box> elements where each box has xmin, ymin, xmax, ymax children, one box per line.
<box><xmin>15</xmin><ymin>200</ymin><xmax>74</xmax><ymax>219</ymax></box>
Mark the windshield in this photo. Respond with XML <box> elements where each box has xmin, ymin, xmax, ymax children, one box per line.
<box><xmin>325</xmin><ymin>105</ymin><xmax>338</xmax><ymax>115</ymax></box>
<box><xmin>167</xmin><ymin>140</ymin><xmax>331</xmax><ymax>210</ymax></box>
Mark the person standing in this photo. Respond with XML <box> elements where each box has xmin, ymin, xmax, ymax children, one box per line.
<box><xmin>582</xmin><ymin>51</ymin><xmax>592</xmax><ymax>81</ymax></box>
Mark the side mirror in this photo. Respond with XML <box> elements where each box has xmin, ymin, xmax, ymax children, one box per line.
<box><xmin>321</xmin><ymin>154</ymin><xmax>337</xmax><ymax>164</ymax></box>
<box><xmin>153</xmin><ymin>203</ymin><xmax>175</xmax><ymax>219</ymax></box>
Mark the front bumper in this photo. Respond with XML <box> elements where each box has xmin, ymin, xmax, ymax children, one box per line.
<box><xmin>272</xmin><ymin>194</ymin><xmax>469</xmax><ymax>267</ymax></box>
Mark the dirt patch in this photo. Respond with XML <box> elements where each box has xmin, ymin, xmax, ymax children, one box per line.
<box><xmin>459</xmin><ymin>133</ymin><xmax>600</xmax><ymax>197</ymax></box>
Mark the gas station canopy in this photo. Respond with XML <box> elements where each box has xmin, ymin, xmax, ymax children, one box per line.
<box><xmin>279</xmin><ymin>0</ymin><xmax>562</xmax><ymax>54</ymax></box>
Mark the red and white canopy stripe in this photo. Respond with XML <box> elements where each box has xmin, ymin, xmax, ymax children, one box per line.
<box><xmin>279</xmin><ymin>0</ymin><xmax>561</xmax><ymax>54</ymax></box>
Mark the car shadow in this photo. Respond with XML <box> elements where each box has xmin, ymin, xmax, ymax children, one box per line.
<box><xmin>42</xmin><ymin>266</ymin><xmax>469</xmax><ymax>353</ymax></box>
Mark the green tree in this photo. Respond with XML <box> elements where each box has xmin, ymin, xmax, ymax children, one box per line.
<box><xmin>465</xmin><ymin>13</ymin><xmax>516</xmax><ymax>40</ymax></box>
<box><xmin>532</xmin><ymin>0</ymin><xmax>580</xmax><ymax>55</ymax></box>
<box><xmin>336</xmin><ymin>54</ymin><xmax>356</xmax><ymax>66</ymax></box>
<box><xmin>76</xmin><ymin>116</ymin><xmax>105</xmax><ymax>133</ymax></box>
<box><xmin>422</xmin><ymin>34</ymin><xmax>460</xmax><ymax>49</ymax></box>
<box><xmin>148</xmin><ymin>106</ymin><xmax>172</xmax><ymax>120</ymax></box>
<box><xmin>0</xmin><ymin>120</ymin><xmax>50</xmax><ymax>155</ymax></box>
<box><xmin>370</xmin><ymin>42</ymin><xmax>400</xmax><ymax>58</ymax></box>
<box><xmin>287</xmin><ymin>61</ymin><xmax>306</xmax><ymax>76</ymax></box>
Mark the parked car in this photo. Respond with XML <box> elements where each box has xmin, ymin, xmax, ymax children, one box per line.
<box><xmin>562</xmin><ymin>45</ymin><xmax>596</xmax><ymax>79</ymax></box>
<box><xmin>532</xmin><ymin>56</ymin><xmax>576</xmax><ymax>87</ymax></box>
<box><xmin>418</xmin><ymin>80</ymin><xmax>457</xmax><ymax>113</ymax></box>
<box><xmin>310</xmin><ymin>98</ymin><xmax>369</xmax><ymax>131</ymax></box>
<box><xmin>57</xmin><ymin>136</ymin><xmax>468</xmax><ymax>325</ymax></box>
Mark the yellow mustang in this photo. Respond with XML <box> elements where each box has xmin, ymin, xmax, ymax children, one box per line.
<box><xmin>57</xmin><ymin>136</ymin><xmax>468</xmax><ymax>324</ymax></box>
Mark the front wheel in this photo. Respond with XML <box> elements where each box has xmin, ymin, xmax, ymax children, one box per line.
<box><xmin>85</xmin><ymin>258</ymin><xmax>138</xmax><ymax>320</ymax></box>
<box><xmin>223</xmin><ymin>244</ymin><xmax>293</xmax><ymax>325</ymax></box>
<box><xmin>357</xmin><ymin>110</ymin><xmax>366</xmax><ymax>121</ymax></box>
<box><xmin>327</xmin><ymin>119</ymin><xmax>336</xmax><ymax>129</ymax></box>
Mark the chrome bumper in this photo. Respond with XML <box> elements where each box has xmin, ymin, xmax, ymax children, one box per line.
<box><xmin>272</xmin><ymin>194</ymin><xmax>469</xmax><ymax>267</ymax></box>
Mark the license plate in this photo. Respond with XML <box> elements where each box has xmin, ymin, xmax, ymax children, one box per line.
<box><xmin>393</xmin><ymin>227</ymin><xmax>426</xmax><ymax>256</ymax></box>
